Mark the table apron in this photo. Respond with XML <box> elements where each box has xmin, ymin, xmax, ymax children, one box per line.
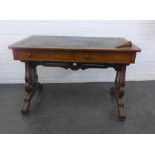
<box><xmin>13</xmin><ymin>50</ymin><xmax>136</xmax><ymax>64</ymax></box>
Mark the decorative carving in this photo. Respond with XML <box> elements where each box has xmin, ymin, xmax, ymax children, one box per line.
<box><xmin>40</xmin><ymin>62</ymin><xmax>121</xmax><ymax>71</ymax></box>
<box><xmin>111</xmin><ymin>65</ymin><xmax>126</xmax><ymax>121</ymax></box>
<box><xmin>21</xmin><ymin>61</ymin><xmax>127</xmax><ymax>121</ymax></box>
<box><xmin>21</xmin><ymin>62</ymin><xmax>43</xmax><ymax>113</ymax></box>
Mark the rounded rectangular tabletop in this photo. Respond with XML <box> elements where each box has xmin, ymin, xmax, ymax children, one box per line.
<box><xmin>9</xmin><ymin>35</ymin><xmax>141</xmax><ymax>52</ymax></box>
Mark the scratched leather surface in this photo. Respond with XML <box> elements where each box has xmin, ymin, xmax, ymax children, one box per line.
<box><xmin>9</xmin><ymin>35</ymin><xmax>128</xmax><ymax>49</ymax></box>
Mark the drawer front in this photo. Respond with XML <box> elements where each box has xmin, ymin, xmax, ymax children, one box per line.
<box><xmin>13</xmin><ymin>50</ymin><xmax>74</xmax><ymax>62</ymax></box>
<box><xmin>74</xmin><ymin>52</ymin><xmax>136</xmax><ymax>63</ymax></box>
<box><xmin>13</xmin><ymin>50</ymin><xmax>136</xmax><ymax>64</ymax></box>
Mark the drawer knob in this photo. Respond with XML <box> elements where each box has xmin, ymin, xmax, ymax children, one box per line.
<box><xmin>73</xmin><ymin>63</ymin><xmax>77</xmax><ymax>66</ymax></box>
<box><xmin>27</xmin><ymin>53</ymin><xmax>32</xmax><ymax>57</ymax></box>
<box><xmin>85</xmin><ymin>54</ymin><xmax>91</xmax><ymax>59</ymax></box>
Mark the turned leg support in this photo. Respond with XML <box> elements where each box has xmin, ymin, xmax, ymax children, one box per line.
<box><xmin>111</xmin><ymin>65</ymin><xmax>126</xmax><ymax>121</ymax></box>
<box><xmin>21</xmin><ymin>62</ymin><xmax>43</xmax><ymax>114</ymax></box>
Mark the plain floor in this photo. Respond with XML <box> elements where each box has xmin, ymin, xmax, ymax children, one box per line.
<box><xmin>0</xmin><ymin>81</ymin><xmax>155</xmax><ymax>134</ymax></box>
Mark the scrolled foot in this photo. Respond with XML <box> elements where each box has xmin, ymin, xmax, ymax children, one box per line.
<box><xmin>117</xmin><ymin>99</ymin><xmax>126</xmax><ymax>121</ymax></box>
<box><xmin>118</xmin><ymin>108</ymin><xmax>126</xmax><ymax>121</ymax></box>
<box><xmin>21</xmin><ymin>100</ymin><xmax>30</xmax><ymax>114</ymax></box>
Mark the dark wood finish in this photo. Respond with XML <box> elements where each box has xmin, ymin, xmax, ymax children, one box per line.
<box><xmin>9</xmin><ymin>35</ymin><xmax>141</xmax><ymax>121</ymax></box>
<box><xmin>111</xmin><ymin>65</ymin><xmax>126</xmax><ymax>120</ymax></box>
<box><xmin>12</xmin><ymin>49</ymin><xmax>136</xmax><ymax>64</ymax></box>
<box><xmin>21</xmin><ymin>62</ymin><xmax>43</xmax><ymax>113</ymax></box>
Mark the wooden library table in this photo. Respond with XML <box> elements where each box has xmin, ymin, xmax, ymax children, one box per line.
<box><xmin>9</xmin><ymin>36</ymin><xmax>141</xmax><ymax>120</ymax></box>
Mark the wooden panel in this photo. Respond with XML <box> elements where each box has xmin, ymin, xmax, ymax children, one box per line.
<box><xmin>13</xmin><ymin>50</ymin><xmax>136</xmax><ymax>64</ymax></box>
<box><xmin>74</xmin><ymin>52</ymin><xmax>136</xmax><ymax>63</ymax></box>
<box><xmin>13</xmin><ymin>50</ymin><xmax>74</xmax><ymax>62</ymax></box>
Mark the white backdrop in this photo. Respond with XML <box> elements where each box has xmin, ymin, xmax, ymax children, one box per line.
<box><xmin>0</xmin><ymin>20</ymin><xmax>154</xmax><ymax>83</ymax></box>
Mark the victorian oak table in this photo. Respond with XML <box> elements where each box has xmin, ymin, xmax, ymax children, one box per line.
<box><xmin>9</xmin><ymin>36</ymin><xmax>141</xmax><ymax>121</ymax></box>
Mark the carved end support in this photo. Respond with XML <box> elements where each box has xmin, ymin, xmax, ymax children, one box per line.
<box><xmin>21</xmin><ymin>62</ymin><xmax>42</xmax><ymax>114</ymax></box>
<box><xmin>111</xmin><ymin>64</ymin><xmax>127</xmax><ymax>121</ymax></box>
